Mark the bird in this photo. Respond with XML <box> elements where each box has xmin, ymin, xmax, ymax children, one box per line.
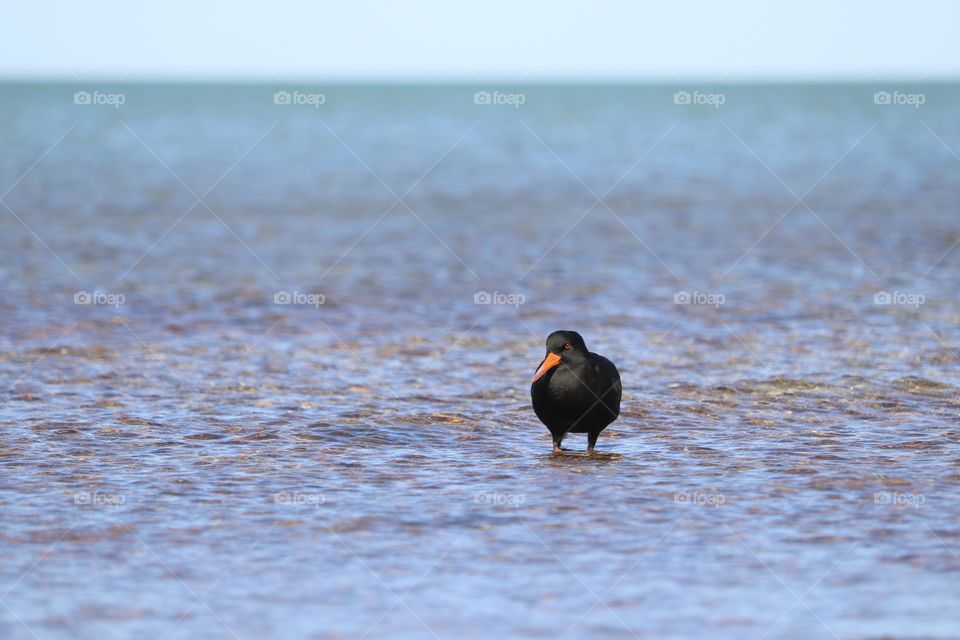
<box><xmin>530</xmin><ymin>330</ymin><xmax>621</xmax><ymax>453</ymax></box>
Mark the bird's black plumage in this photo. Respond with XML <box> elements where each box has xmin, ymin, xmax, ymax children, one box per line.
<box><xmin>530</xmin><ymin>330</ymin><xmax>621</xmax><ymax>453</ymax></box>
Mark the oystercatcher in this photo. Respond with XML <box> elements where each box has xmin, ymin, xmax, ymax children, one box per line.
<box><xmin>530</xmin><ymin>330</ymin><xmax>621</xmax><ymax>453</ymax></box>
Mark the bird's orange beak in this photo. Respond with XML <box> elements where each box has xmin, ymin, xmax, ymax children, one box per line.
<box><xmin>532</xmin><ymin>352</ymin><xmax>562</xmax><ymax>383</ymax></box>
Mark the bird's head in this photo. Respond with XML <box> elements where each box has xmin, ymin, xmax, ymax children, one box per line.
<box><xmin>532</xmin><ymin>330</ymin><xmax>588</xmax><ymax>382</ymax></box>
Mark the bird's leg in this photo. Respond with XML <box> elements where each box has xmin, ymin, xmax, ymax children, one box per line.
<box><xmin>552</xmin><ymin>436</ymin><xmax>564</xmax><ymax>453</ymax></box>
<box><xmin>587</xmin><ymin>432</ymin><xmax>599</xmax><ymax>454</ymax></box>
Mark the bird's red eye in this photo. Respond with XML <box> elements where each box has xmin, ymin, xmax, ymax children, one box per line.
<box><xmin>564</xmin><ymin>343</ymin><xmax>572</xmax><ymax>350</ymax></box>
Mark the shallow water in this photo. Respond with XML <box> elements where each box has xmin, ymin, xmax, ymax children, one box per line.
<box><xmin>1</xmin><ymin>83</ymin><xmax>960</xmax><ymax>639</ymax></box>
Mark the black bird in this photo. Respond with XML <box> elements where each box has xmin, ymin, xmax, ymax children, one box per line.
<box><xmin>530</xmin><ymin>330</ymin><xmax>621</xmax><ymax>453</ymax></box>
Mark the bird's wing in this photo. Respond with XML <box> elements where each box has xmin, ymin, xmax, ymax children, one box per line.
<box><xmin>609</xmin><ymin>362</ymin><xmax>622</xmax><ymax>405</ymax></box>
<box><xmin>594</xmin><ymin>355</ymin><xmax>622</xmax><ymax>405</ymax></box>
<box><xmin>607</xmin><ymin>362</ymin><xmax>622</xmax><ymax>419</ymax></box>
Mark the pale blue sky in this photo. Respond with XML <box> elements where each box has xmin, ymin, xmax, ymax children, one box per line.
<box><xmin>1</xmin><ymin>0</ymin><xmax>958</xmax><ymax>80</ymax></box>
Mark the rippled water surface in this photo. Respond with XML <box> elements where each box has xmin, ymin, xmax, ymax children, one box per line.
<box><xmin>2</xmin><ymin>83</ymin><xmax>960</xmax><ymax>639</ymax></box>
